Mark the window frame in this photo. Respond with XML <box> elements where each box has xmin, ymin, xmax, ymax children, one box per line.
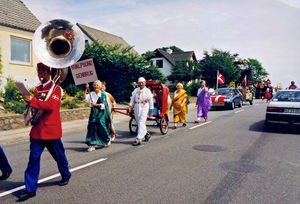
<box><xmin>156</xmin><ymin>59</ymin><xmax>163</xmax><ymax>68</ymax></box>
<box><xmin>10</xmin><ymin>35</ymin><xmax>32</xmax><ymax>65</ymax></box>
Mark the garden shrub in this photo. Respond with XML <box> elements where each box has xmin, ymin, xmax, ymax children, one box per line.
<box><xmin>61</xmin><ymin>99</ymin><xmax>79</xmax><ymax>109</ymax></box>
<box><xmin>3</xmin><ymin>79</ymin><xmax>26</xmax><ymax>114</ymax></box>
<box><xmin>65</xmin><ymin>84</ymin><xmax>80</xmax><ymax>97</ymax></box>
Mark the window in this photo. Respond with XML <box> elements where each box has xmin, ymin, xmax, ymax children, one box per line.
<box><xmin>10</xmin><ymin>36</ymin><xmax>31</xmax><ymax>64</ymax></box>
<box><xmin>156</xmin><ymin>59</ymin><xmax>163</xmax><ymax>68</ymax></box>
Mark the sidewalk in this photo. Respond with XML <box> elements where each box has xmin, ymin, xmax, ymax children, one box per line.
<box><xmin>0</xmin><ymin>104</ymin><xmax>196</xmax><ymax>145</ymax></box>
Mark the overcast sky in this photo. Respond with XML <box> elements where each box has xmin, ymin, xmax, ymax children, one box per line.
<box><xmin>22</xmin><ymin>0</ymin><xmax>300</xmax><ymax>89</ymax></box>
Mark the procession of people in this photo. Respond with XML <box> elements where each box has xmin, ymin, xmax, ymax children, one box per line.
<box><xmin>2</xmin><ymin>60</ymin><xmax>297</xmax><ymax>202</ymax></box>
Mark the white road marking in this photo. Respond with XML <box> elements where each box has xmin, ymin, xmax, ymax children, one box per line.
<box><xmin>189</xmin><ymin>121</ymin><xmax>212</xmax><ymax>129</ymax></box>
<box><xmin>234</xmin><ymin>109</ymin><xmax>244</xmax><ymax>114</ymax></box>
<box><xmin>0</xmin><ymin>158</ymin><xmax>107</xmax><ymax>198</ymax></box>
<box><xmin>137</xmin><ymin>145</ymin><xmax>145</xmax><ymax>148</ymax></box>
<box><xmin>254</xmin><ymin>104</ymin><xmax>259</xmax><ymax>106</ymax></box>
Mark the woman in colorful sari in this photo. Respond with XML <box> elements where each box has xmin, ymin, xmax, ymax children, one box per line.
<box><xmin>195</xmin><ymin>80</ymin><xmax>211</xmax><ymax>123</ymax></box>
<box><xmin>101</xmin><ymin>82</ymin><xmax>117</xmax><ymax>141</ymax></box>
<box><xmin>83</xmin><ymin>80</ymin><xmax>111</xmax><ymax>152</ymax></box>
<box><xmin>171</xmin><ymin>83</ymin><xmax>188</xmax><ymax>128</ymax></box>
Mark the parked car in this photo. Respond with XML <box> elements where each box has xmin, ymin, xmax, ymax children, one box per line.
<box><xmin>265</xmin><ymin>90</ymin><xmax>300</xmax><ymax>127</ymax></box>
<box><xmin>211</xmin><ymin>88</ymin><xmax>243</xmax><ymax>110</ymax></box>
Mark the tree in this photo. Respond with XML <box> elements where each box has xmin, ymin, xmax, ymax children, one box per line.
<box><xmin>239</xmin><ymin>58</ymin><xmax>268</xmax><ymax>83</ymax></box>
<box><xmin>199</xmin><ymin>49</ymin><xmax>241</xmax><ymax>88</ymax></box>
<box><xmin>168</xmin><ymin>60</ymin><xmax>202</xmax><ymax>85</ymax></box>
<box><xmin>62</xmin><ymin>42</ymin><xmax>166</xmax><ymax>102</ymax></box>
<box><xmin>160</xmin><ymin>45</ymin><xmax>184</xmax><ymax>53</ymax></box>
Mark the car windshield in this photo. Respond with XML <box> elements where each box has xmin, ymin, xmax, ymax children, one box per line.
<box><xmin>214</xmin><ymin>89</ymin><xmax>233</xmax><ymax>95</ymax></box>
<box><xmin>273</xmin><ymin>91</ymin><xmax>300</xmax><ymax>102</ymax></box>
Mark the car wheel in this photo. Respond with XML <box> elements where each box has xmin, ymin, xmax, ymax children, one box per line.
<box><xmin>229</xmin><ymin>102</ymin><xmax>235</xmax><ymax>110</ymax></box>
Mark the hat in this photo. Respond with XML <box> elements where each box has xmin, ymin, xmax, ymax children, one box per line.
<box><xmin>176</xmin><ymin>83</ymin><xmax>183</xmax><ymax>88</ymax></box>
<box><xmin>138</xmin><ymin>77</ymin><xmax>146</xmax><ymax>83</ymax></box>
<box><xmin>37</xmin><ymin>62</ymin><xmax>51</xmax><ymax>71</ymax></box>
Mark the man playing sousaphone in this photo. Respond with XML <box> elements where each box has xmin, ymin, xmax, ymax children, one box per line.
<box><xmin>18</xmin><ymin>63</ymin><xmax>71</xmax><ymax>201</ymax></box>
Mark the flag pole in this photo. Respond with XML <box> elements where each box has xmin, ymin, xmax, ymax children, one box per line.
<box><xmin>216</xmin><ymin>70</ymin><xmax>219</xmax><ymax>89</ymax></box>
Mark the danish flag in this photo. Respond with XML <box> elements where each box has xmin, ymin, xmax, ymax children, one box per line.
<box><xmin>217</xmin><ymin>72</ymin><xmax>225</xmax><ymax>85</ymax></box>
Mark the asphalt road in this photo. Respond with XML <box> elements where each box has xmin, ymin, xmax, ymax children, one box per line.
<box><xmin>0</xmin><ymin>100</ymin><xmax>299</xmax><ymax>203</ymax></box>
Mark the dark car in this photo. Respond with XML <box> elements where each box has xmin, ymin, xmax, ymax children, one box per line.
<box><xmin>211</xmin><ymin>88</ymin><xmax>243</xmax><ymax>109</ymax></box>
<box><xmin>265</xmin><ymin>90</ymin><xmax>300</xmax><ymax>127</ymax></box>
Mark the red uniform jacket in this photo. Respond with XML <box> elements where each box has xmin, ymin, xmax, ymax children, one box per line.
<box><xmin>29</xmin><ymin>81</ymin><xmax>62</xmax><ymax>140</ymax></box>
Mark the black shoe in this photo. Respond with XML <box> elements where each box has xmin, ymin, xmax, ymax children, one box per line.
<box><xmin>17</xmin><ymin>191</ymin><xmax>36</xmax><ymax>202</ymax></box>
<box><xmin>182</xmin><ymin>123</ymin><xmax>187</xmax><ymax>127</ymax></box>
<box><xmin>132</xmin><ymin>140</ymin><xmax>141</xmax><ymax>146</ymax></box>
<box><xmin>144</xmin><ymin>133</ymin><xmax>151</xmax><ymax>142</ymax></box>
<box><xmin>0</xmin><ymin>170</ymin><xmax>12</xmax><ymax>180</ymax></box>
<box><xmin>58</xmin><ymin>175</ymin><xmax>71</xmax><ymax>186</ymax></box>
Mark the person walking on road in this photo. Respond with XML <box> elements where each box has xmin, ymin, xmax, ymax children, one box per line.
<box><xmin>101</xmin><ymin>82</ymin><xmax>117</xmax><ymax>141</ymax></box>
<box><xmin>171</xmin><ymin>83</ymin><xmax>188</xmax><ymax>128</ymax></box>
<box><xmin>0</xmin><ymin>145</ymin><xmax>12</xmax><ymax>180</ymax></box>
<box><xmin>195</xmin><ymin>80</ymin><xmax>212</xmax><ymax>123</ymax></box>
<box><xmin>84</xmin><ymin>81</ymin><xmax>112</xmax><ymax>152</ymax></box>
<box><xmin>288</xmin><ymin>81</ymin><xmax>298</xmax><ymax>89</ymax></box>
<box><xmin>129</xmin><ymin>77</ymin><xmax>153</xmax><ymax>146</ymax></box>
<box><xmin>19</xmin><ymin>63</ymin><xmax>71</xmax><ymax>201</ymax></box>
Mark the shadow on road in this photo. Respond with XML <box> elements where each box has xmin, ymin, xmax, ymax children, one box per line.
<box><xmin>249</xmin><ymin>120</ymin><xmax>300</xmax><ymax>135</ymax></box>
<box><xmin>0</xmin><ymin>181</ymin><xmax>23</xmax><ymax>192</ymax></box>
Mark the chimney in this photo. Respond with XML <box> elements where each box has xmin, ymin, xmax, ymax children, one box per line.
<box><xmin>166</xmin><ymin>48</ymin><xmax>172</xmax><ymax>54</ymax></box>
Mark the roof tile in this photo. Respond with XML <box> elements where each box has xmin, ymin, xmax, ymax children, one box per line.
<box><xmin>0</xmin><ymin>0</ymin><xmax>40</xmax><ymax>32</ymax></box>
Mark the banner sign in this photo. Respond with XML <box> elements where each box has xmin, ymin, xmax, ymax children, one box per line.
<box><xmin>229</xmin><ymin>81</ymin><xmax>235</xmax><ymax>88</ymax></box>
<box><xmin>70</xmin><ymin>58</ymin><xmax>98</xmax><ymax>85</ymax></box>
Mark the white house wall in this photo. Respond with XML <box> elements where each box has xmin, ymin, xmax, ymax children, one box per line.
<box><xmin>151</xmin><ymin>57</ymin><xmax>173</xmax><ymax>77</ymax></box>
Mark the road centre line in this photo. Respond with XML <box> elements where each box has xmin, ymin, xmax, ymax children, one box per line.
<box><xmin>0</xmin><ymin>158</ymin><xmax>107</xmax><ymax>198</ymax></box>
<box><xmin>189</xmin><ymin>121</ymin><xmax>212</xmax><ymax>129</ymax></box>
<box><xmin>234</xmin><ymin>109</ymin><xmax>244</xmax><ymax>114</ymax></box>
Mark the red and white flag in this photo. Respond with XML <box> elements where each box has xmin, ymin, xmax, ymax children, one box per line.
<box><xmin>217</xmin><ymin>72</ymin><xmax>225</xmax><ymax>85</ymax></box>
<box><xmin>242</xmin><ymin>75</ymin><xmax>247</xmax><ymax>85</ymax></box>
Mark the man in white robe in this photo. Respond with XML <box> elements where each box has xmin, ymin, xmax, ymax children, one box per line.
<box><xmin>129</xmin><ymin>77</ymin><xmax>153</xmax><ymax>146</ymax></box>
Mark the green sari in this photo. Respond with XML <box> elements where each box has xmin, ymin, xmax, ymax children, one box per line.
<box><xmin>86</xmin><ymin>91</ymin><xmax>111</xmax><ymax>146</ymax></box>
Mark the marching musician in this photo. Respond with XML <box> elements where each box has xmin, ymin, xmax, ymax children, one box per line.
<box><xmin>19</xmin><ymin>63</ymin><xmax>71</xmax><ymax>201</ymax></box>
<box><xmin>0</xmin><ymin>145</ymin><xmax>12</xmax><ymax>180</ymax></box>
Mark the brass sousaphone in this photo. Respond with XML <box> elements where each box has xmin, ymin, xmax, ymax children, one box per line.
<box><xmin>24</xmin><ymin>19</ymin><xmax>85</xmax><ymax>126</ymax></box>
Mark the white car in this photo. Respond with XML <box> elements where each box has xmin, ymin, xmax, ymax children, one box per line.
<box><xmin>265</xmin><ymin>90</ymin><xmax>300</xmax><ymax>127</ymax></box>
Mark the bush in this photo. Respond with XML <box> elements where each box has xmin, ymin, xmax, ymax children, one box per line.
<box><xmin>61</xmin><ymin>99</ymin><xmax>79</xmax><ymax>109</ymax></box>
<box><xmin>3</xmin><ymin>79</ymin><xmax>26</xmax><ymax>114</ymax></box>
<box><xmin>65</xmin><ymin>84</ymin><xmax>80</xmax><ymax>97</ymax></box>
<box><xmin>3</xmin><ymin>101</ymin><xmax>26</xmax><ymax>114</ymax></box>
<box><xmin>185</xmin><ymin>81</ymin><xmax>201</xmax><ymax>96</ymax></box>
<box><xmin>74</xmin><ymin>90</ymin><xmax>84</xmax><ymax>103</ymax></box>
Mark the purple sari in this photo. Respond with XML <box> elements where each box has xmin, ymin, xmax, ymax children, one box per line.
<box><xmin>196</xmin><ymin>88</ymin><xmax>212</xmax><ymax>120</ymax></box>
